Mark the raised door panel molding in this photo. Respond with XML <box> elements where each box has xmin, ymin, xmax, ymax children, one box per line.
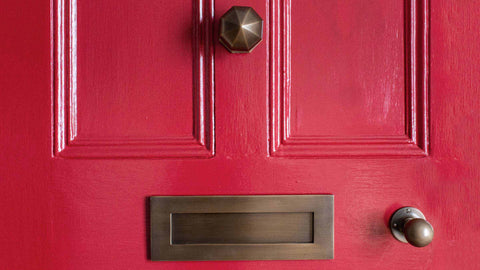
<box><xmin>269</xmin><ymin>0</ymin><xmax>429</xmax><ymax>157</ymax></box>
<box><xmin>53</xmin><ymin>0</ymin><xmax>214</xmax><ymax>158</ymax></box>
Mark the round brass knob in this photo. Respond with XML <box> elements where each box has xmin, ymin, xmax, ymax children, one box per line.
<box><xmin>404</xmin><ymin>218</ymin><xmax>434</xmax><ymax>247</ymax></box>
<box><xmin>390</xmin><ymin>207</ymin><xmax>434</xmax><ymax>247</ymax></box>
<box><xmin>219</xmin><ymin>6</ymin><xmax>263</xmax><ymax>53</ymax></box>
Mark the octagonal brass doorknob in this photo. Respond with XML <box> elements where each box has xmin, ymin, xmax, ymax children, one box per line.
<box><xmin>390</xmin><ymin>207</ymin><xmax>434</xmax><ymax>247</ymax></box>
<box><xmin>219</xmin><ymin>6</ymin><xmax>263</xmax><ymax>53</ymax></box>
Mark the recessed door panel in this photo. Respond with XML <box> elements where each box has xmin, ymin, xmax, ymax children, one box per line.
<box><xmin>269</xmin><ymin>0</ymin><xmax>428</xmax><ymax>157</ymax></box>
<box><xmin>54</xmin><ymin>0</ymin><xmax>214</xmax><ymax>157</ymax></box>
<box><xmin>291</xmin><ymin>0</ymin><xmax>405</xmax><ymax>137</ymax></box>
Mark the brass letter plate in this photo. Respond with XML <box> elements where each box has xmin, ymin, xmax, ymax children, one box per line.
<box><xmin>150</xmin><ymin>195</ymin><xmax>333</xmax><ymax>261</ymax></box>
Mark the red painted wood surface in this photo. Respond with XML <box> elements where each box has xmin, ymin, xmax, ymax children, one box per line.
<box><xmin>1</xmin><ymin>0</ymin><xmax>479</xmax><ymax>269</ymax></box>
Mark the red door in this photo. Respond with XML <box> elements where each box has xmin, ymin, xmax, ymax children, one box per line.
<box><xmin>1</xmin><ymin>0</ymin><xmax>479</xmax><ymax>269</ymax></box>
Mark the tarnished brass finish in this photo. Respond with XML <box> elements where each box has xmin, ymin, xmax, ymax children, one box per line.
<box><xmin>390</xmin><ymin>207</ymin><xmax>434</xmax><ymax>247</ymax></box>
<box><xmin>150</xmin><ymin>195</ymin><xmax>334</xmax><ymax>261</ymax></box>
<box><xmin>219</xmin><ymin>6</ymin><xmax>263</xmax><ymax>53</ymax></box>
<box><xmin>172</xmin><ymin>212</ymin><xmax>313</xmax><ymax>244</ymax></box>
<box><xmin>404</xmin><ymin>218</ymin><xmax>434</xmax><ymax>247</ymax></box>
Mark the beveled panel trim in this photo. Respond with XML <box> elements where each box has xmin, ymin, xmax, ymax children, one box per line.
<box><xmin>150</xmin><ymin>195</ymin><xmax>334</xmax><ymax>261</ymax></box>
<box><xmin>269</xmin><ymin>0</ymin><xmax>429</xmax><ymax>157</ymax></box>
<box><xmin>53</xmin><ymin>0</ymin><xmax>214</xmax><ymax>158</ymax></box>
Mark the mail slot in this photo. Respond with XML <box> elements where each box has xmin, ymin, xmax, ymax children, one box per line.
<box><xmin>171</xmin><ymin>212</ymin><xmax>314</xmax><ymax>244</ymax></box>
<box><xmin>150</xmin><ymin>195</ymin><xmax>334</xmax><ymax>261</ymax></box>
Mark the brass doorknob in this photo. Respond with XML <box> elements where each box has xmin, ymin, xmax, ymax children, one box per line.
<box><xmin>219</xmin><ymin>6</ymin><xmax>263</xmax><ymax>53</ymax></box>
<box><xmin>390</xmin><ymin>207</ymin><xmax>434</xmax><ymax>247</ymax></box>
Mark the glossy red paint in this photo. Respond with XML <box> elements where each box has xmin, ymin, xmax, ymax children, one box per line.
<box><xmin>1</xmin><ymin>0</ymin><xmax>479</xmax><ymax>269</ymax></box>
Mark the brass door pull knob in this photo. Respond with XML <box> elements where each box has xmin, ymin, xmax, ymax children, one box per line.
<box><xmin>390</xmin><ymin>207</ymin><xmax>434</xmax><ymax>247</ymax></box>
<box><xmin>219</xmin><ymin>6</ymin><xmax>263</xmax><ymax>53</ymax></box>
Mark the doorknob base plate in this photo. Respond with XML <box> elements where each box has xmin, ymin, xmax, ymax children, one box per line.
<box><xmin>390</xmin><ymin>207</ymin><xmax>425</xmax><ymax>243</ymax></box>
